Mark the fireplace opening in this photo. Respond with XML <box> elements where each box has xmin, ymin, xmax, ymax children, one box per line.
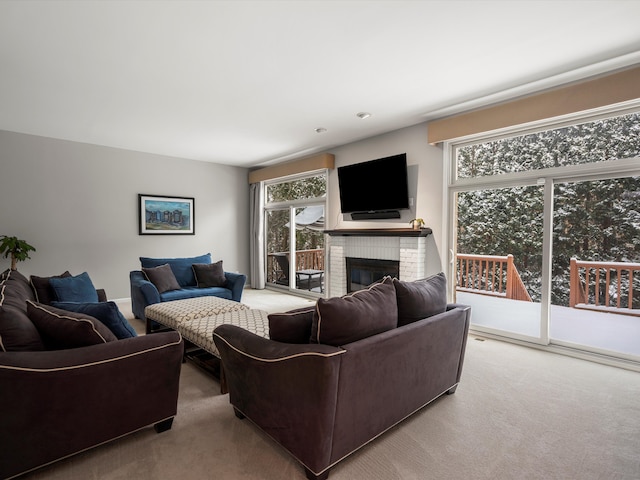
<box><xmin>346</xmin><ymin>257</ymin><xmax>400</xmax><ymax>293</ymax></box>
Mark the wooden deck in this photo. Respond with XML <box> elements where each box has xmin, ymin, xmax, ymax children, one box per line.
<box><xmin>457</xmin><ymin>291</ymin><xmax>640</xmax><ymax>360</ymax></box>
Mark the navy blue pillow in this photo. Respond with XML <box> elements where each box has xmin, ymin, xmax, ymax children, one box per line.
<box><xmin>49</xmin><ymin>272</ymin><xmax>99</xmax><ymax>303</ymax></box>
<box><xmin>51</xmin><ymin>301</ymin><xmax>137</xmax><ymax>339</ymax></box>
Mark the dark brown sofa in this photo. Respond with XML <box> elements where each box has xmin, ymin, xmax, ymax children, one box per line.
<box><xmin>0</xmin><ymin>269</ymin><xmax>183</xmax><ymax>480</ymax></box>
<box><xmin>213</xmin><ymin>274</ymin><xmax>470</xmax><ymax>480</ymax></box>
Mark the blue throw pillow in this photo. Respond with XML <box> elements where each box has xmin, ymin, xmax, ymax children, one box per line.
<box><xmin>51</xmin><ymin>301</ymin><xmax>138</xmax><ymax>339</ymax></box>
<box><xmin>49</xmin><ymin>272</ymin><xmax>99</xmax><ymax>303</ymax></box>
<box><xmin>140</xmin><ymin>253</ymin><xmax>211</xmax><ymax>287</ymax></box>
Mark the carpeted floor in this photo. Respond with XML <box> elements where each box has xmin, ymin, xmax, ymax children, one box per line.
<box><xmin>20</xmin><ymin>289</ymin><xmax>640</xmax><ymax>480</ymax></box>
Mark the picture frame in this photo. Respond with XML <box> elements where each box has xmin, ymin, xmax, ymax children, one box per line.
<box><xmin>138</xmin><ymin>194</ymin><xmax>195</xmax><ymax>235</ymax></box>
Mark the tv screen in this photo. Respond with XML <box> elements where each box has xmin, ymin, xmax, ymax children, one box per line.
<box><xmin>337</xmin><ymin>153</ymin><xmax>409</xmax><ymax>214</ymax></box>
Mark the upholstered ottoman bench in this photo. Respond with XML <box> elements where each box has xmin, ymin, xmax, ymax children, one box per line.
<box><xmin>144</xmin><ymin>296</ymin><xmax>251</xmax><ymax>332</ymax></box>
<box><xmin>145</xmin><ymin>296</ymin><xmax>270</xmax><ymax>392</ymax></box>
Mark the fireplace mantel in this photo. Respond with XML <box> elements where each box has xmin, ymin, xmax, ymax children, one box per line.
<box><xmin>325</xmin><ymin>228</ymin><xmax>432</xmax><ymax>237</ymax></box>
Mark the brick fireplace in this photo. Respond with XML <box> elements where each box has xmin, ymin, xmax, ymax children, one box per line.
<box><xmin>325</xmin><ymin>228</ymin><xmax>432</xmax><ymax>297</ymax></box>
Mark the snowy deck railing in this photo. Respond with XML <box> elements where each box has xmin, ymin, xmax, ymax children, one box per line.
<box><xmin>456</xmin><ymin>253</ymin><xmax>532</xmax><ymax>302</ymax></box>
<box><xmin>570</xmin><ymin>258</ymin><xmax>640</xmax><ymax>317</ymax></box>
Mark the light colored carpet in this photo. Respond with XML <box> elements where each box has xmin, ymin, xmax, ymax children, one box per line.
<box><xmin>20</xmin><ymin>289</ymin><xmax>640</xmax><ymax>480</ymax></box>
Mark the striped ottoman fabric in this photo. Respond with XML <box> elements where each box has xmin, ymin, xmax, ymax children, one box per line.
<box><xmin>144</xmin><ymin>296</ymin><xmax>250</xmax><ymax>330</ymax></box>
<box><xmin>178</xmin><ymin>309</ymin><xmax>270</xmax><ymax>358</ymax></box>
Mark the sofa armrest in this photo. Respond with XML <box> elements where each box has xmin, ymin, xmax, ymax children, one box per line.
<box><xmin>224</xmin><ymin>271</ymin><xmax>247</xmax><ymax>302</ymax></box>
<box><xmin>213</xmin><ymin>324</ymin><xmax>344</xmax><ymax>474</ymax></box>
<box><xmin>0</xmin><ymin>331</ymin><xmax>183</xmax><ymax>479</ymax></box>
<box><xmin>130</xmin><ymin>270</ymin><xmax>161</xmax><ymax>319</ymax></box>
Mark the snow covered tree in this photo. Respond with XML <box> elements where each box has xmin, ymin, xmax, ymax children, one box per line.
<box><xmin>456</xmin><ymin>112</ymin><xmax>640</xmax><ymax>306</ymax></box>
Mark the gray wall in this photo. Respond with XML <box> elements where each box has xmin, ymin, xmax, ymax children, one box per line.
<box><xmin>327</xmin><ymin>123</ymin><xmax>446</xmax><ymax>276</ymax></box>
<box><xmin>0</xmin><ymin>130</ymin><xmax>249</xmax><ymax>299</ymax></box>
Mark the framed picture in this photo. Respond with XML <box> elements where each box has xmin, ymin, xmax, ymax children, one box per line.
<box><xmin>138</xmin><ymin>194</ymin><xmax>195</xmax><ymax>235</ymax></box>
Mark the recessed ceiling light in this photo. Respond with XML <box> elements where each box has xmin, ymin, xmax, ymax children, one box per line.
<box><xmin>315</xmin><ymin>127</ymin><xmax>327</xmax><ymax>133</ymax></box>
<box><xmin>356</xmin><ymin>112</ymin><xmax>371</xmax><ymax>119</ymax></box>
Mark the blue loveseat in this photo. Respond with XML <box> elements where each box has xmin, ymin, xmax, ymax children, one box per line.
<box><xmin>130</xmin><ymin>253</ymin><xmax>246</xmax><ymax>327</ymax></box>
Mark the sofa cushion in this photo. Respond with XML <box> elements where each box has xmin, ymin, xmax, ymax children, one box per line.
<box><xmin>268</xmin><ymin>306</ymin><xmax>315</xmax><ymax>344</ymax></box>
<box><xmin>192</xmin><ymin>260</ymin><xmax>226</xmax><ymax>287</ymax></box>
<box><xmin>0</xmin><ymin>270</ymin><xmax>45</xmax><ymax>352</ymax></box>
<box><xmin>26</xmin><ymin>301</ymin><xmax>117</xmax><ymax>349</ymax></box>
<box><xmin>140</xmin><ymin>253</ymin><xmax>212</xmax><ymax>287</ymax></box>
<box><xmin>30</xmin><ymin>271</ymin><xmax>72</xmax><ymax>304</ymax></box>
<box><xmin>49</xmin><ymin>271</ymin><xmax>99</xmax><ymax>303</ymax></box>
<box><xmin>393</xmin><ymin>272</ymin><xmax>447</xmax><ymax>326</ymax></box>
<box><xmin>0</xmin><ymin>269</ymin><xmax>35</xmax><ymax>311</ymax></box>
<box><xmin>0</xmin><ymin>306</ymin><xmax>45</xmax><ymax>352</ymax></box>
<box><xmin>142</xmin><ymin>263</ymin><xmax>181</xmax><ymax>293</ymax></box>
<box><xmin>51</xmin><ymin>301</ymin><xmax>138</xmax><ymax>339</ymax></box>
<box><xmin>311</xmin><ymin>281</ymin><xmax>398</xmax><ymax>346</ymax></box>
<box><xmin>159</xmin><ymin>286</ymin><xmax>232</xmax><ymax>302</ymax></box>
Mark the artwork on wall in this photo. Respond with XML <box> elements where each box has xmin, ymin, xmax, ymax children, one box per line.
<box><xmin>138</xmin><ymin>194</ymin><xmax>195</xmax><ymax>235</ymax></box>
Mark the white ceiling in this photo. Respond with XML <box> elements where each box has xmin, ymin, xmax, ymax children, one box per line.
<box><xmin>1</xmin><ymin>1</ymin><xmax>639</xmax><ymax>168</ymax></box>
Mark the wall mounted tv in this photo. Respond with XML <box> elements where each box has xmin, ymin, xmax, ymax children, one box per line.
<box><xmin>337</xmin><ymin>153</ymin><xmax>409</xmax><ymax>220</ymax></box>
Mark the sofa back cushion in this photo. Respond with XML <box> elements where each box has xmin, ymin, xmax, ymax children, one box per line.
<box><xmin>393</xmin><ymin>272</ymin><xmax>447</xmax><ymax>326</ymax></box>
<box><xmin>0</xmin><ymin>269</ymin><xmax>35</xmax><ymax>311</ymax></box>
<box><xmin>0</xmin><ymin>270</ymin><xmax>44</xmax><ymax>352</ymax></box>
<box><xmin>140</xmin><ymin>253</ymin><xmax>212</xmax><ymax>287</ymax></box>
<box><xmin>192</xmin><ymin>260</ymin><xmax>226</xmax><ymax>287</ymax></box>
<box><xmin>142</xmin><ymin>263</ymin><xmax>181</xmax><ymax>293</ymax></box>
<box><xmin>51</xmin><ymin>301</ymin><xmax>138</xmax><ymax>339</ymax></box>
<box><xmin>311</xmin><ymin>281</ymin><xmax>398</xmax><ymax>346</ymax></box>
<box><xmin>30</xmin><ymin>271</ymin><xmax>72</xmax><ymax>304</ymax></box>
<box><xmin>49</xmin><ymin>272</ymin><xmax>99</xmax><ymax>303</ymax></box>
<box><xmin>27</xmin><ymin>301</ymin><xmax>117</xmax><ymax>349</ymax></box>
<box><xmin>268</xmin><ymin>306</ymin><xmax>315</xmax><ymax>344</ymax></box>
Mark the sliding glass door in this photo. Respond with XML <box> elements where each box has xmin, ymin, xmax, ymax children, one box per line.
<box><xmin>550</xmin><ymin>176</ymin><xmax>640</xmax><ymax>359</ymax></box>
<box><xmin>456</xmin><ymin>185</ymin><xmax>544</xmax><ymax>341</ymax></box>
<box><xmin>449</xmin><ymin>107</ymin><xmax>640</xmax><ymax>362</ymax></box>
<box><xmin>264</xmin><ymin>172</ymin><xmax>327</xmax><ymax>296</ymax></box>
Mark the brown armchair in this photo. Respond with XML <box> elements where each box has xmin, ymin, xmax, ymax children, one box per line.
<box><xmin>0</xmin><ymin>331</ymin><xmax>183</xmax><ymax>479</ymax></box>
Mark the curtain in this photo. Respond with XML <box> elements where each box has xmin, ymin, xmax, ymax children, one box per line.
<box><xmin>249</xmin><ymin>182</ymin><xmax>265</xmax><ymax>289</ymax></box>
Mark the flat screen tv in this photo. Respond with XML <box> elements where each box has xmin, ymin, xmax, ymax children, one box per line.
<box><xmin>337</xmin><ymin>153</ymin><xmax>409</xmax><ymax>219</ymax></box>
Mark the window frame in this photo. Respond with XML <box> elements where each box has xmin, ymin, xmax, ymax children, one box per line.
<box><xmin>444</xmin><ymin>100</ymin><xmax>640</xmax><ymax>366</ymax></box>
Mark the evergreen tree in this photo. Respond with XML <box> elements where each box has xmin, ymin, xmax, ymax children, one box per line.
<box><xmin>457</xmin><ymin>112</ymin><xmax>640</xmax><ymax>307</ymax></box>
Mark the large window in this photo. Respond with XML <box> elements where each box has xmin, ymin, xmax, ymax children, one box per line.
<box><xmin>456</xmin><ymin>112</ymin><xmax>640</xmax><ymax>178</ymax></box>
<box><xmin>449</xmin><ymin>105</ymin><xmax>640</xmax><ymax>363</ymax></box>
<box><xmin>264</xmin><ymin>172</ymin><xmax>327</xmax><ymax>296</ymax></box>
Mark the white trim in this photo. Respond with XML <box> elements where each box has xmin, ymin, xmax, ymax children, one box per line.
<box><xmin>0</xmin><ymin>334</ymin><xmax>183</xmax><ymax>373</ymax></box>
<box><xmin>213</xmin><ymin>331</ymin><xmax>344</xmax><ymax>363</ymax></box>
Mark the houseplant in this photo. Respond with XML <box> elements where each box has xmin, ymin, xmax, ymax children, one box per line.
<box><xmin>0</xmin><ymin>235</ymin><xmax>36</xmax><ymax>270</ymax></box>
